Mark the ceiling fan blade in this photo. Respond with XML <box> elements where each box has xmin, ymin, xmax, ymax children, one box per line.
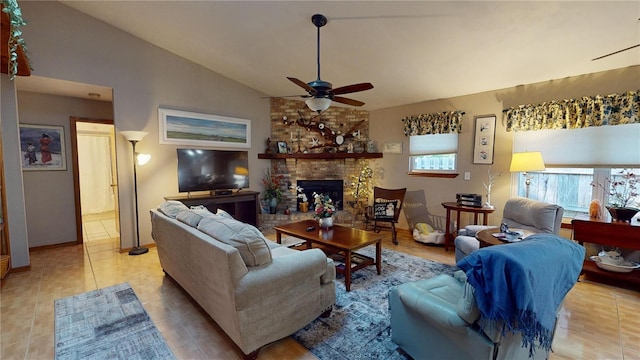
<box><xmin>591</xmin><ymin>44</ymin><xmax>640</xmax><ymax>61</ymax></box>
<box><xmin>287</xmin><ymin>77</ymin><xmax>317</xmax><ymax>95</ymax></box>
<box><xmin>332</xmin><ymin>82</ymin><xmax>374</xmax><ymax>95</ymax></box>
<box><xmin>332</xmin><ymin>96</ymin><xmax>365</xmax><ymax>107</ymax></box>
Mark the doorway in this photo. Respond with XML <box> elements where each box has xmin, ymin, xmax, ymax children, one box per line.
<box><xmin>70</xmin><ymin>118</ymin><xmax>120</xmax><ymax>249</ymax></box>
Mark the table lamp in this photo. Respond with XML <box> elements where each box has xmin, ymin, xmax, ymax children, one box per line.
<box><xmin>509</xmin><ymin>151</ymin><xmax>545</xmax><ymax>198</ymax></box>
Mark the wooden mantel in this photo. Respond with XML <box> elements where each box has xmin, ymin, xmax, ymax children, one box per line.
<box><xmin>258</xmin><ymin>152</ymin><xmax>382</xmax><ymax>160</ymax></box>
<box><xmin>1</xmin><ymin>5</ymin><xmax>31</xmax><ymax>77</ymax></box>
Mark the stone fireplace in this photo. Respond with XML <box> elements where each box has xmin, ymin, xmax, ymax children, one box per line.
<box><xmin>258</xmin><ymin>97</ymin><xmax>378</xmax><ymax>230</ymax></box>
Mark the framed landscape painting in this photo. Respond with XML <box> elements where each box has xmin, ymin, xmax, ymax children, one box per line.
<box><xmin>158</xmin><ymin>108</ymin><xmax>251</xmax><ymax>148</ymax></box>
<box><xmin>19</xmin><ymin>124</ymin><xmax>67</xmax><ymax>171</ymax></box>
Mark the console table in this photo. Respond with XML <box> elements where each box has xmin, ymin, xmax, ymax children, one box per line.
<box><xmin>165</xmin><ymin>191</ymin><xmax>260</xmax><ymax>226</ymax></box>
<box><xmin>572</xmin><ymin>214</ymin><xmax>640</xmax><ymax>287</ymax></box>
<box><xmin>441</xmin><ymin>202</ymin><xmax>495</xmax><ymax>251</ymax></box>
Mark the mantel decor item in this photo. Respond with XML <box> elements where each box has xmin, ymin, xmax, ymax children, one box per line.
<box><xmin>19</xmin><ymin>124</ymin><xmax>67</xmax><ymax>171</ymax></box>
<box><xmin>158</xmin><ymin>108</ymin><xmax>251</xmax><ymax>148</ymax></box>
<box><xmin>472</xmin><ymin>115</ymin><xmax>496</xmax><ymax>164</ymax></box>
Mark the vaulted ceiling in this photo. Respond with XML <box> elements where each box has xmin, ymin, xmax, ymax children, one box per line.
<box><xmin>39</xmin><ymin>1</ymin><xmax>640</xmax><ymax>109</ymax></box>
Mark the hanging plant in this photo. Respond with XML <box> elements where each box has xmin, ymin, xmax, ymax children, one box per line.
<box><xmin>2</xmin><ymin>0</ymin><xmax>33</xmax><ymax>79</ymax></box>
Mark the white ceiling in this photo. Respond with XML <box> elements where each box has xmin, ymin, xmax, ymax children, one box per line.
<box><xmin>22</xmin><ymin>1</ymin><xmax>640</xmax><ymax>110</ymax></box>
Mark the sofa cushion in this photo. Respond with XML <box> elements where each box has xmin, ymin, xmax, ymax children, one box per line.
<box><xmin>216</xmin><ymin>208</ymin><xmax>234</xmax><ymax>219</ymax></box>
<box><xmin>157</xmin><ymin>201</ymin><xmax>189</xmax><ymax>218</ymax></box>
<box><xmin>176</xmin><ymin>209</ymin><xmax>205</xmax><ymax>227</ymax></box>
<box><xmin>198</xmin><ymin>216</ymin><xmax>272</xmax><ymax>267</ymax></box>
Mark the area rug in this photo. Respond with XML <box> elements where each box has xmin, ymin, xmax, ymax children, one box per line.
<box><xmin>54</xmin><ymin>283</ymin><xmax>175</xmax><ymax>360</ymax></box>
<box><xmin>293</xmin><ymin>246</ymin><xmax>457</xmax><ymax>359</ymax></box>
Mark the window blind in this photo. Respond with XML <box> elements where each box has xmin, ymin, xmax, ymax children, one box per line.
<box><xmin>513</xmin><ymin>123</ymin><xmax>640</xmax><ymax>166</ymax></box>
<box><xmin>409</xmin><ymin>133</ymin><xmax>458</xmax><ymax>155</ymax></box>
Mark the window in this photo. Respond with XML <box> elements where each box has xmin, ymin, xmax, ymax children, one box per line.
<box><xmin>512</xmin><ymin>123</ymin><xmax>639</xmax><ymax>215</ymax></box>
<box><xmin>408</xmin><ymin>133</ymin><xmax>458</xmax><ymax>173</ymax></box>
<box><xmin>514</xmin><ymin>168</ymin><xmax>639</xmax><ymax>217</ymax></box>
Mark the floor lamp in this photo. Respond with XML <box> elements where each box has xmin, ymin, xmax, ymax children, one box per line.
<box><xmin>119</xmin><ymin>131</ymin><xmax>151</xmax><ymax>256</ymax></box>
<box><xmin>509</xmin><ymin>151</ymin><xmax>545</xmax><ymax>198</ymax></box>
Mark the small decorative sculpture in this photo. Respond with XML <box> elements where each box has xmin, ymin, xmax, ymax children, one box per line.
<box><xmin>589</xmin><ymin>199</ymin><xmax>603</xmax><ymax>219</ymax></box>
<box><xmin>265</xmin><ymin>137</ymin><xmax>273</xmax><ymax>154</ymax></box>
<box><xmin>483</xmin><ymin>166</ymin><xmax>502</xmax><ymax>209</ymax></box>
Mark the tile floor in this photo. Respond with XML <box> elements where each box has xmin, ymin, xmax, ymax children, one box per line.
<box><xmin>1</xmin><ymin>224</ymin><xmax>639</xmax><ymax>359</ymax></box>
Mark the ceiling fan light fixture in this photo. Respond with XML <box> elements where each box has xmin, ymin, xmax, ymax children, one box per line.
<box><xmin>306</xmin><ymin>97</ymin><xmax>331</xmax><ymax>113</ymax></box>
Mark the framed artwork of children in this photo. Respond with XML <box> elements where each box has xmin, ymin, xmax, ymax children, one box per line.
<box><xmin>19</xmin><ymin>124</ymin><xmax>67</xmax><ymax>171</ymax></box>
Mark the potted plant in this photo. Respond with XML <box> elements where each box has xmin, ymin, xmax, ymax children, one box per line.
<box><xmin>591</xmin><ymin>169</ymin><xmax>639</xmax><ymax>222</ymax></box>
<box><xmin>313</xmin><ymin>192</ymin><xmax>336</xmax><ymax>228</ymax></box>
<box><xmin>262</xmin><ymin>169</ymin><xmax>283</xmax><ymax>214</ymax></box>
<box><xmin>290</xmin><ymin>185</ymin><xmax>309</xmax><ymax>212</ymax></box>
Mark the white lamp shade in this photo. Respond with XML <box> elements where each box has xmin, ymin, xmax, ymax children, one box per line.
<box><xmin>136</xmin><ymin>153</ymin><xmax>151</xmax><ymax>166</ymax></box>
<box><xmin>120</xmin><ymin>131</ymin><xmax>148</xmax><ymax>141</ymax></box>
<box><xmin>305</xmin><ymin>97</ymin><xmax>331</xmax><ymax>112</ymax></box>
<box><xmin>510</xmin><ymin>152</ymin><xmax>546</xmax><ymax>172</ymax></box>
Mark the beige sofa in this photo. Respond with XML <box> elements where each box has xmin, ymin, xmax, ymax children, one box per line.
<box><xmin>150</xmin><ymin>201</ymin><xmax>336</xmax><ymax>359</ymax></box>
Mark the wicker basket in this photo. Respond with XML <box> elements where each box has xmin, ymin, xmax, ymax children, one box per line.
<box><xmin>0</xmin><ymin>255</ymin><xmax>10</xmax><ymax>279</ymax></box>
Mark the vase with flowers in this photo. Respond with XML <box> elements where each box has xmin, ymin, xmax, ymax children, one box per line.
<box><xmin>313</xmin><ymin>192</ymin><xmax>336</xmax><ymax>228</ymax></box>
<box><xmin>591</xmin><ymin>168</ymin><xmax>639</xmax><ymax>222</ymax></box>
<box><xmin>262</xmin><ymin>168</ymin><xmax>283</xmax><ymax>214</ymax></box>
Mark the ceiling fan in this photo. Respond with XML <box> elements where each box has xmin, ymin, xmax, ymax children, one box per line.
<box><xmin>591</xmin><ymin>18</ymin><xmax>640</xmax><ymax>61</ymax></box>
<box><xmin>288</xmin><ymin>14</ymin><xmax>374</xmax><ymax>113</ymax></box>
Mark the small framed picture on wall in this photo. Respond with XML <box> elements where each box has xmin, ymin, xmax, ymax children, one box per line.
<box><xmin>472</xmin><ymin>115</ymin><xmax>496</xmax><ymax>164</ymax></box>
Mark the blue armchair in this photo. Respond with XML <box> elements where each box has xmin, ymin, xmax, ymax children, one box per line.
<box><xmin>390</xmin><ymin>234</ymin><xmax>584</xmax><ymax>360</ymax></box>
<box><xmin>454</xmin><ymin>197</ymin><xmax>563</xmax><ymax>262</ymax></box>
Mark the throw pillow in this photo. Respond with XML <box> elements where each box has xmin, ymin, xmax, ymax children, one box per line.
<box><xmin>176</xmin><ymin>210</ymin><xmax>204</xmax><ymax>227</ymax></box>
<box><xmin>373</xmin><ymin>199</ymin><xmax>397</xmax><ymax>220</ymax></box>
<box><xmin>216</xmin><ymin>208</ymin><xmax>234</xmax><ymax>219</ymax></box>
<box><xmin>157</xmin><ymin>201</ymin><xmax>189</xmax><ymax>218</ymax></box>
<box><xmin>197</xmin><ymin>216</ymin><xmax>272</xmax><ymax>267</ymax></box>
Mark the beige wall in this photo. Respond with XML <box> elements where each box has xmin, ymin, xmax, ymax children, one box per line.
<box><xmin>370</xmin><ymin>66</ymin><xmax>640</xmax><ymax>230</ymax></box>
<box><xmin>2</xmin><ymin>2</ymin><xmax>271</xmax><ymax>267</ymax></box>
<box><xmin>17</xmin><ymin>91</ymin><xmax>114</xmax><ymax>247</ymax></box>
<box><xmin>2</xmin><ymin>2</ymin><xmax>637</xmax><ymax>267</ymax></box>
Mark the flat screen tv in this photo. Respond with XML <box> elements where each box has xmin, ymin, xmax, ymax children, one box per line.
<box><xmin>177</xmin><ymin>149</ymin><xmax>249</xmax><ymax>193</ymax></box>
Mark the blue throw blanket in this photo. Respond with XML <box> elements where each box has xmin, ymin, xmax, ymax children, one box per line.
<box><xmin>457</xmin><ymin>234</ymin><xmax>585</xmax><ymax>357</ymax></box>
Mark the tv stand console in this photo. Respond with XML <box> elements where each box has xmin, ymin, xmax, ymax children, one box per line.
<box><xmin>165</xmin><ymin>191</ymin><xmax>259</xmax><ymax>227</ymax></box>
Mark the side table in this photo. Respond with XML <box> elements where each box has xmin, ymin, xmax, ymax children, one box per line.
<box><xmin>441</xmin><ymin>202</ymin><xmax>496</xmax><ymax>251</ymax></box>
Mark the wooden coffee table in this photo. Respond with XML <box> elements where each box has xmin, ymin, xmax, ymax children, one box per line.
<box><xmin>274</xmin><ymin>219</ymin><xmax>382</xmax><ymax>291</ymax></box>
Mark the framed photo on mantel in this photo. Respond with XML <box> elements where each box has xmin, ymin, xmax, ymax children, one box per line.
<box><xmin>472</xmin><ymin>115</ymin><xmax>496</xmax><ymax>164</ymax></box>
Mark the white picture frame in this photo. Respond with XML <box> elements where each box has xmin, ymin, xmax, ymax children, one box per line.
<box><xmin>158</xmin><ymin>108</ymin><xmax>251</xmax><ymax>148</ymax></box>
<box><xmin>473</xmin><ymin>115</ymin><xmax>496</xmax><ymax>164</ymax></box>
<box><xmin>383</xmin><ymin>142</ymin><xmax>403</xmax><ymax>154</ymax></box>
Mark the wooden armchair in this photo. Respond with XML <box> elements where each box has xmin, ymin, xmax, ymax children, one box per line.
<box><xmin>371</xmin><ymin>187</ymin><xmax>407</xmax><ymax>244</ymax></box>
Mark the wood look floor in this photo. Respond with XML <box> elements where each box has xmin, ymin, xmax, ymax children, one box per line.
<box><xmin>1</xmin><ymin>220</ymin><xmax>639</xmax><ymax>359</ymax></box>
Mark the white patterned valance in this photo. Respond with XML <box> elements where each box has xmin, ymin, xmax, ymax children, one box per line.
<box><xmin>505</xmin><ymin>90</ymin><xmax>639</xmax><ymax>132</ymax></box>
<box><xmin>402</xmin><ymin>111</ymin><xmax>464</xmax><ymax>136</ymax></box>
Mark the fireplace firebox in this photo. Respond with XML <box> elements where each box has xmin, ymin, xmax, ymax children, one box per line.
<box><xmin>297</xmin><ymin>180</ymin><xmax>344</xmax><ymax>210</ymax></box>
